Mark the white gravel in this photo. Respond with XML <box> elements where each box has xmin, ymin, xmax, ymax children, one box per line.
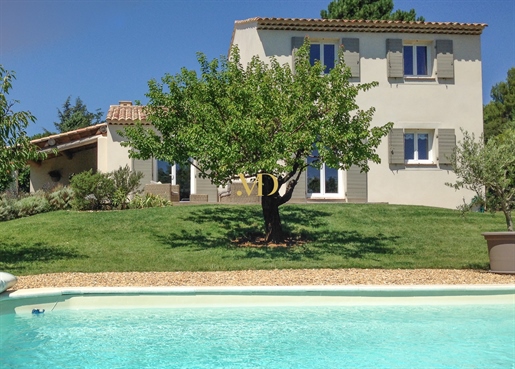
<box><xmin>11</xmin><ymin>269</ymin><xmax>515</xmax><ymax>290</ymax></box>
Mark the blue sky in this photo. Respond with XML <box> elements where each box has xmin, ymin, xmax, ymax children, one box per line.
<box><xmin>1</xmin><ymin>0</ymin><xmax>514</xmax><ymax>136</ymax></box>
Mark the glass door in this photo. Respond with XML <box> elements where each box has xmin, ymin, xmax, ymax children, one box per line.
<box><xmin>307</xmin><ymin>150</ymin><xmax>343</xmax><ymax>198</ymax></box>
<box><xmin>156</xmin><ymin>160</ymin><xmax>191</xmax><ymax>201</ymax></box>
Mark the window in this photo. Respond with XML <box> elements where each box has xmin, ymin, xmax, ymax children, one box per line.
<box><xmin>310</xmin><ymin>43</ymin><xmax>337</xmax><ymax>74</ymax></box>
<box><xmin>156</xmin><ymin>160</ymin><xmax>191</xmax><ymax>200</ymax></box>
<box><xmin>404</xmin><ymin>131</ymin><xmax>433</xmax><ymax>164</ymax></box>
<box><xmin>403</xmin><ymin>43</ymin><xmax>431</xmax><ymax>77</ymax></box>
<box><xmin>307</xmin><ymin>149</ymin><xmax>343</xmax><ymax>197</ymax></box>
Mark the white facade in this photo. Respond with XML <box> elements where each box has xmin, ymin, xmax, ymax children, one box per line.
<box><xmin>230</xmin><ymin>18</ymin><xmax>486</xmax><ymax>208</ymax></box>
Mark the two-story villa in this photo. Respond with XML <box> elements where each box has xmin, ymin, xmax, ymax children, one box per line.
<box><xmin>30</xmin><ymin>17</ymin><xmax>487</xmax><ymax>209</ymax></box>
<box><xmin>230</xmin><ymin>17</ymin><xmax>486</xmax><ymax>208</ymax></box>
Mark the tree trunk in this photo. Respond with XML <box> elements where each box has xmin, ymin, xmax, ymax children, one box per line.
<box><xmin>502</xmin><ymin>208</ymin><xmax>513</xmax><ymax>231</ymax></box>
<box><xmin>261</xmin><ymin>175</ymin><xmax>284</xmax><ymax>243</ymax></box>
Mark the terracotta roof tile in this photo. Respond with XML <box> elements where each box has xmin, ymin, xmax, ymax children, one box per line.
<box><xmin>106</xmin><ymin>101</ymin><xmax>150</xmax><ymax>125</ymax></box>
<box><xmin>31</xmin><ymin>123</ymin><xmax>107</xmax><ymax>149</ymax></box>
<box><xmin>234</xmin><ymin>17</ymin><xmax>487</xmax><ymax>35</ymax></box>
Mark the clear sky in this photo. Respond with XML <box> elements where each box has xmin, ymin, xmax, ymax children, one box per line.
<box><xmin>1</xmin><ymin>0</ymin><xmax>514</xmax><ymax>136</ymax></box>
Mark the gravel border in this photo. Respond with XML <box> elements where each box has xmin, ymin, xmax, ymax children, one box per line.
<box><xmin>11</xmin><ymin>269</ymin><xmax>515</xmax><ymax>290</ymax></box>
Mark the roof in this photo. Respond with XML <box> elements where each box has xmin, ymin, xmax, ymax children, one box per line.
<box><xmin>106</xmin><ymin>101</ymin><xmax>150</xmax><ymax>125</ymax></box>
<box><xmin>233</xmin><ymin>17</ymin><xmax>487</xmax><ymax>35</ymax></box>
<box><xmin>31</xmin><ymin>123</ymin><xmax>107</xmax><ymax>149</ymax></box>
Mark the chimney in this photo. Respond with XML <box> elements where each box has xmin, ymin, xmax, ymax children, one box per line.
<box><xmin>119</xmin><ymin>101</ymin><xmax>133</xmax><ymax>106</ymax></box>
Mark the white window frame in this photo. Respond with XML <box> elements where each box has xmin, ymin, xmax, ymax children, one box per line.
<box><xmin>309</xmin><ymin>40</ymin><xmax>339</xmax><ymax>74</ymax></box>
<box><xmin>153</xmin><ymin>159</ymin><xmax>196</xmax><ymax>196</ymax></box>
<box><xmin>403</xmin><ymin>41</ymin><xmax>433</xmax><ymax>77</ymax></box>
<box><xmin>307</xmin><ymin>164</ymin><xmax>345</xmax><ymax>199</ymax></box>
<box><xmin>404</xmin><ymin>130</ymin><xmax>434</xmax><ymax>165</ymax></box>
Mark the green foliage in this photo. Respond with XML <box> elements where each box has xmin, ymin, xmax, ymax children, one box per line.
<box><xmin>30</xmin><ymin>129</ymin><xmax>56</xmax><ymax>140</ymax></box>
<box><xmin>54</xmin><ymin>96</ymin><xmax>103</xmax><ymax>133</ymax></box>
<box><xmin>0</xmin><ymin>65</ymin><xmax>46</xmax><ymax>192</ymax></box>
<box><xmin>129</xmin><ymin>193</ymin><xmax>172</xmax><ymax>209</ymax></box>
<box><xmin>320</xmin><ymin>0</ymin><xmax>424</xmax><ymax>21</ymax></box>
<box><xmin>121</xmin><ymin>43</ymin><xmax>392</xmax><ymax>241</ymax></box>
<box><xmin>70</xmin><ymin>170</ymin><xmax>115</xmax><ymax>210</ymax></box>
<box><xmin>70</xmin><ymin>167</ymin><xmax>144</xmax><ymax>211</ymax></box>
<box><xmin>0</xmin><ymin>186</ymin><xmax>73</xmax><ymax>221</ymax></box>
<box><xmin>13</xmin><ymin>191</ymin><xmax>51</xmax><ymax>218</ymax></box>
<box><xmin>484</xmin><ymin>68</ymin><xmax>515</xmax><ymax>141</ymax></box>
<box><xmin>110</xmin><ymin>165</ymin><xmax>144</xmax><ymax>209</ymax></box>
<box><xmin>17</xmin><ymin>165</ymin><xmax>30</xmax><ymax>193</ymax></box>
<box><xmin>447</xmin><ymin>129</ymin><xmax>515</xmax><ymax>231</ymax></box>
<box><xmin>47</xmin><ymin>185</ymin><xmax>74</xmax><ymax>210</ymax></box>
<box><xmin>0</xmin><ymin>195</ymin><xmax>16</xmax><ymax>221</ymax></box>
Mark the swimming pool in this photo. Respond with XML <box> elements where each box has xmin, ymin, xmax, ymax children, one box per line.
<box><xmin>1</xmin><ymin>286</ymin><xmax>514</xmax><ymax>369</ymax></box>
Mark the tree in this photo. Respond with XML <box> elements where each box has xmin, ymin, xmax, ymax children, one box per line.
<box><xmin>121</xmin><ymin>44</ymin><xmax>392</xmax><ymax>243</ymax></box>
<box><xmin>30</xmin><ymin>129</ymin><xmax>56</xmax><ymax>140</ymax></box>
<box><xmin>0</xmin><ymin>66</ymin><xmax>45</xmax><ymax>192</ymax></box>
<box><xmin>446</xmin><ymin>129</ymin><xmax>515</xmax><ymax>231</ymax></box>
<box><xmin>484</xmin><ymin>67</ymin><xmax>515</xmax><ymax>141</ymax></box>
<box><xmin>321</xmin><ymin>0</ymin><xmax>424</xmax><ymax>22</ymax></box>
<box><xmin>54</xmin><ymin>96</ymin><xmax>103</xmax><ymax>133</ymax></box>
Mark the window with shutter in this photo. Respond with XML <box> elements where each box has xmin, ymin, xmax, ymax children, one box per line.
<box><xmin>387</xmin><ymin>39</ymin><xmax>403</xmax><ymax>78</ymax></box>
<box><xmin>309</xmin><ymin>43</ymin><xmax>337</xmax><ymax>74</ymax></box>
<box><xmin>436</xmin><ymin>40</ymin><xmax>454</xmax><ymax>79</ymax></box>
<box><xmin>291</xmin><ymin>37</ymin><xmax>304</xmax><ymax>72</ymax></box>
<box><xmin>341</xmin><ymin>38</ymin><xmax>360</xmax><ymax>78</ymax></box>
<box><xmin>389</xmin><ymin>128</ymin><xmax>405</xmax><ymax>164</ymax></box>
<box><xmin>437</xmin><ymin>129</ymin><xmax>456</xmax><ymax>164</ymax></box>
<box><xmin>404</xmin><ymin>131</ymin><xmax>434</xmax><ymax>164</ymax></box>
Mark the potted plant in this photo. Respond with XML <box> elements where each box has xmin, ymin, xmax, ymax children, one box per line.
<box><xmin>447</xmin><ymin>129</ymin><xmax>514</xmax><ymax>273</ymax></box>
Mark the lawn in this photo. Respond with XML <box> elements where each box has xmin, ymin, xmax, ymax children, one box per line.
<box><xmin>0</xmin><ymin>203</ymin><xmax>504</xmax><ymax>275</ymax></box>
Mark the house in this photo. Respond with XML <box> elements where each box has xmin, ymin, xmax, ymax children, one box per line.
<box><xmin>231</xmin><ymin>17</ymin><xmax>487</xmax><ymax>208</ymax></box>
<box><xmin>30</xmin><ymin>17</ymin><xmax>487</xmax><ymax>209</ymax></box>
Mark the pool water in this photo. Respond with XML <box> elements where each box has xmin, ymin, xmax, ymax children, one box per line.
<box><xmin>1</xmin><ymin>304</ymin><xmax>514</xmax><ymax>369</ymax></box>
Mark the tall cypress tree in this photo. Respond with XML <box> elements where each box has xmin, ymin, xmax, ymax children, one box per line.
<box><xmin>54</xmin><ymin>96</ymin><xmax>103</xmax><ymax>133</ymax></box>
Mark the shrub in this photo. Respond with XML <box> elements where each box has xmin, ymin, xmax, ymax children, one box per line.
<box><xmin>110</xmin><ymin>165</ymin><xmax>144</xmax><ymax>209</ymax></box>
<box><xmin>129</xmin><ymin>193</ymin><xmax>172</xmax><ymax>209</ymax></box>
<box><xmin>70</xmin><ymin>170</ymin><xmax>115</xmax><ymax>210</ymax></box>
<box><xmin>0</xmin><ymin>196</ymin><xmax>16</xmax><ymax>221</ymax></box>
<box><xmin>70</xmin><ymin>166</ymin><xmax>143</xmax><ymax>211</ymax></box>
<box><xmin>47</xmin><ymin>185</ymin><xmax>74</xmax><ymax>210</ymax></box>
<box><xmin>447</xmin><ymin>129</ymin><xmax>515</xmax><ymax>231</ymax></box>
<box><xmin>14</xmin><ymin>191</ymin><xmax>50</xmax><ymax>217</ymax></box>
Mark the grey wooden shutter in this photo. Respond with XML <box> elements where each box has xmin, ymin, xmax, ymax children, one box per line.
<box><xmin>346</xmin><ymin>165</ymin><xmax>367</xmax><ymax>202</ymax></box>
<box><xmin>133</xmin><ymin>158</ymin><xmax>153</xmax><ymax>190</ymax></box>
<box><xmin>436</xmin><ymin>40</ymin><xmax>454</xmax><ymax>79</ymax></box>
<box><xmin>387</xmin><ymin>39</ymin><xmax>403</xmax><ymax>78</ymax></box>
<box><xmin>341</xmin><ymin>38</ymin><xmax>360</xmax><ymax>78</ymax></box>
<box><xmin>389</xmin><ymin>128</ymin><xmax>405</xmax><ymax>164</ymax></box>
<box><xmin>291</xmin><ymin>37</ymin><xmax>304</xmax><ymax>72</ymax></box>
<box><xmin>438</xmin><ymin>129</ymin><xmax>456</xmax><ymax>164</ymax></box>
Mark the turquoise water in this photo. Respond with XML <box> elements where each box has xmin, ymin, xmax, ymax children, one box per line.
<box><xmin>1</xmin><ymin>304</ymin><xmax>514</xmax><ymax>369</ymax></box>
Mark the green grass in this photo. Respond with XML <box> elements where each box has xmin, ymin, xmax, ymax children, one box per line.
<box><xmin>0</xmin><ymin>203</ymin><xmax>505</xmax><ymax>275</ymax></box>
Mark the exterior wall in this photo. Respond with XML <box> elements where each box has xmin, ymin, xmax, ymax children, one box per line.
<box><xmin>102</xmin><ymin>125</ymin><xmax>133</xmax><ymax>172</ymax></box>
<box><xmin>194</xmin><ymin>172</ymin><xmax>219</xmax><ymax>203</ymax></box>
<box><xmin>30</xmin><ymin>148</ymin><xmax>97</xmax><ymax>192</ymax></box>
<box><xmin>104</xmin><ymin>124</ymin><xmax>155</xmax><ymax>191</ymax></box>
<box><xmin>232</xmin><ymin>25</ymin><xmax>483</xmax><ymax>209</ymax></box>
<box><xmin>290</xmin><ymin>170</ymin><xmax>307</xmax><ymax>202</ymax></box>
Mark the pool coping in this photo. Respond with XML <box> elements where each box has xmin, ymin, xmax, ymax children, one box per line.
<box><xmin>2</xmin><ymin>284</ymin><xmax>515</xmax><ymax>300</ymax></box>
<box><xmin>1</xmin><ymin>285</ymin><xmax>514</xmax><ymax>315</ymax></box>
